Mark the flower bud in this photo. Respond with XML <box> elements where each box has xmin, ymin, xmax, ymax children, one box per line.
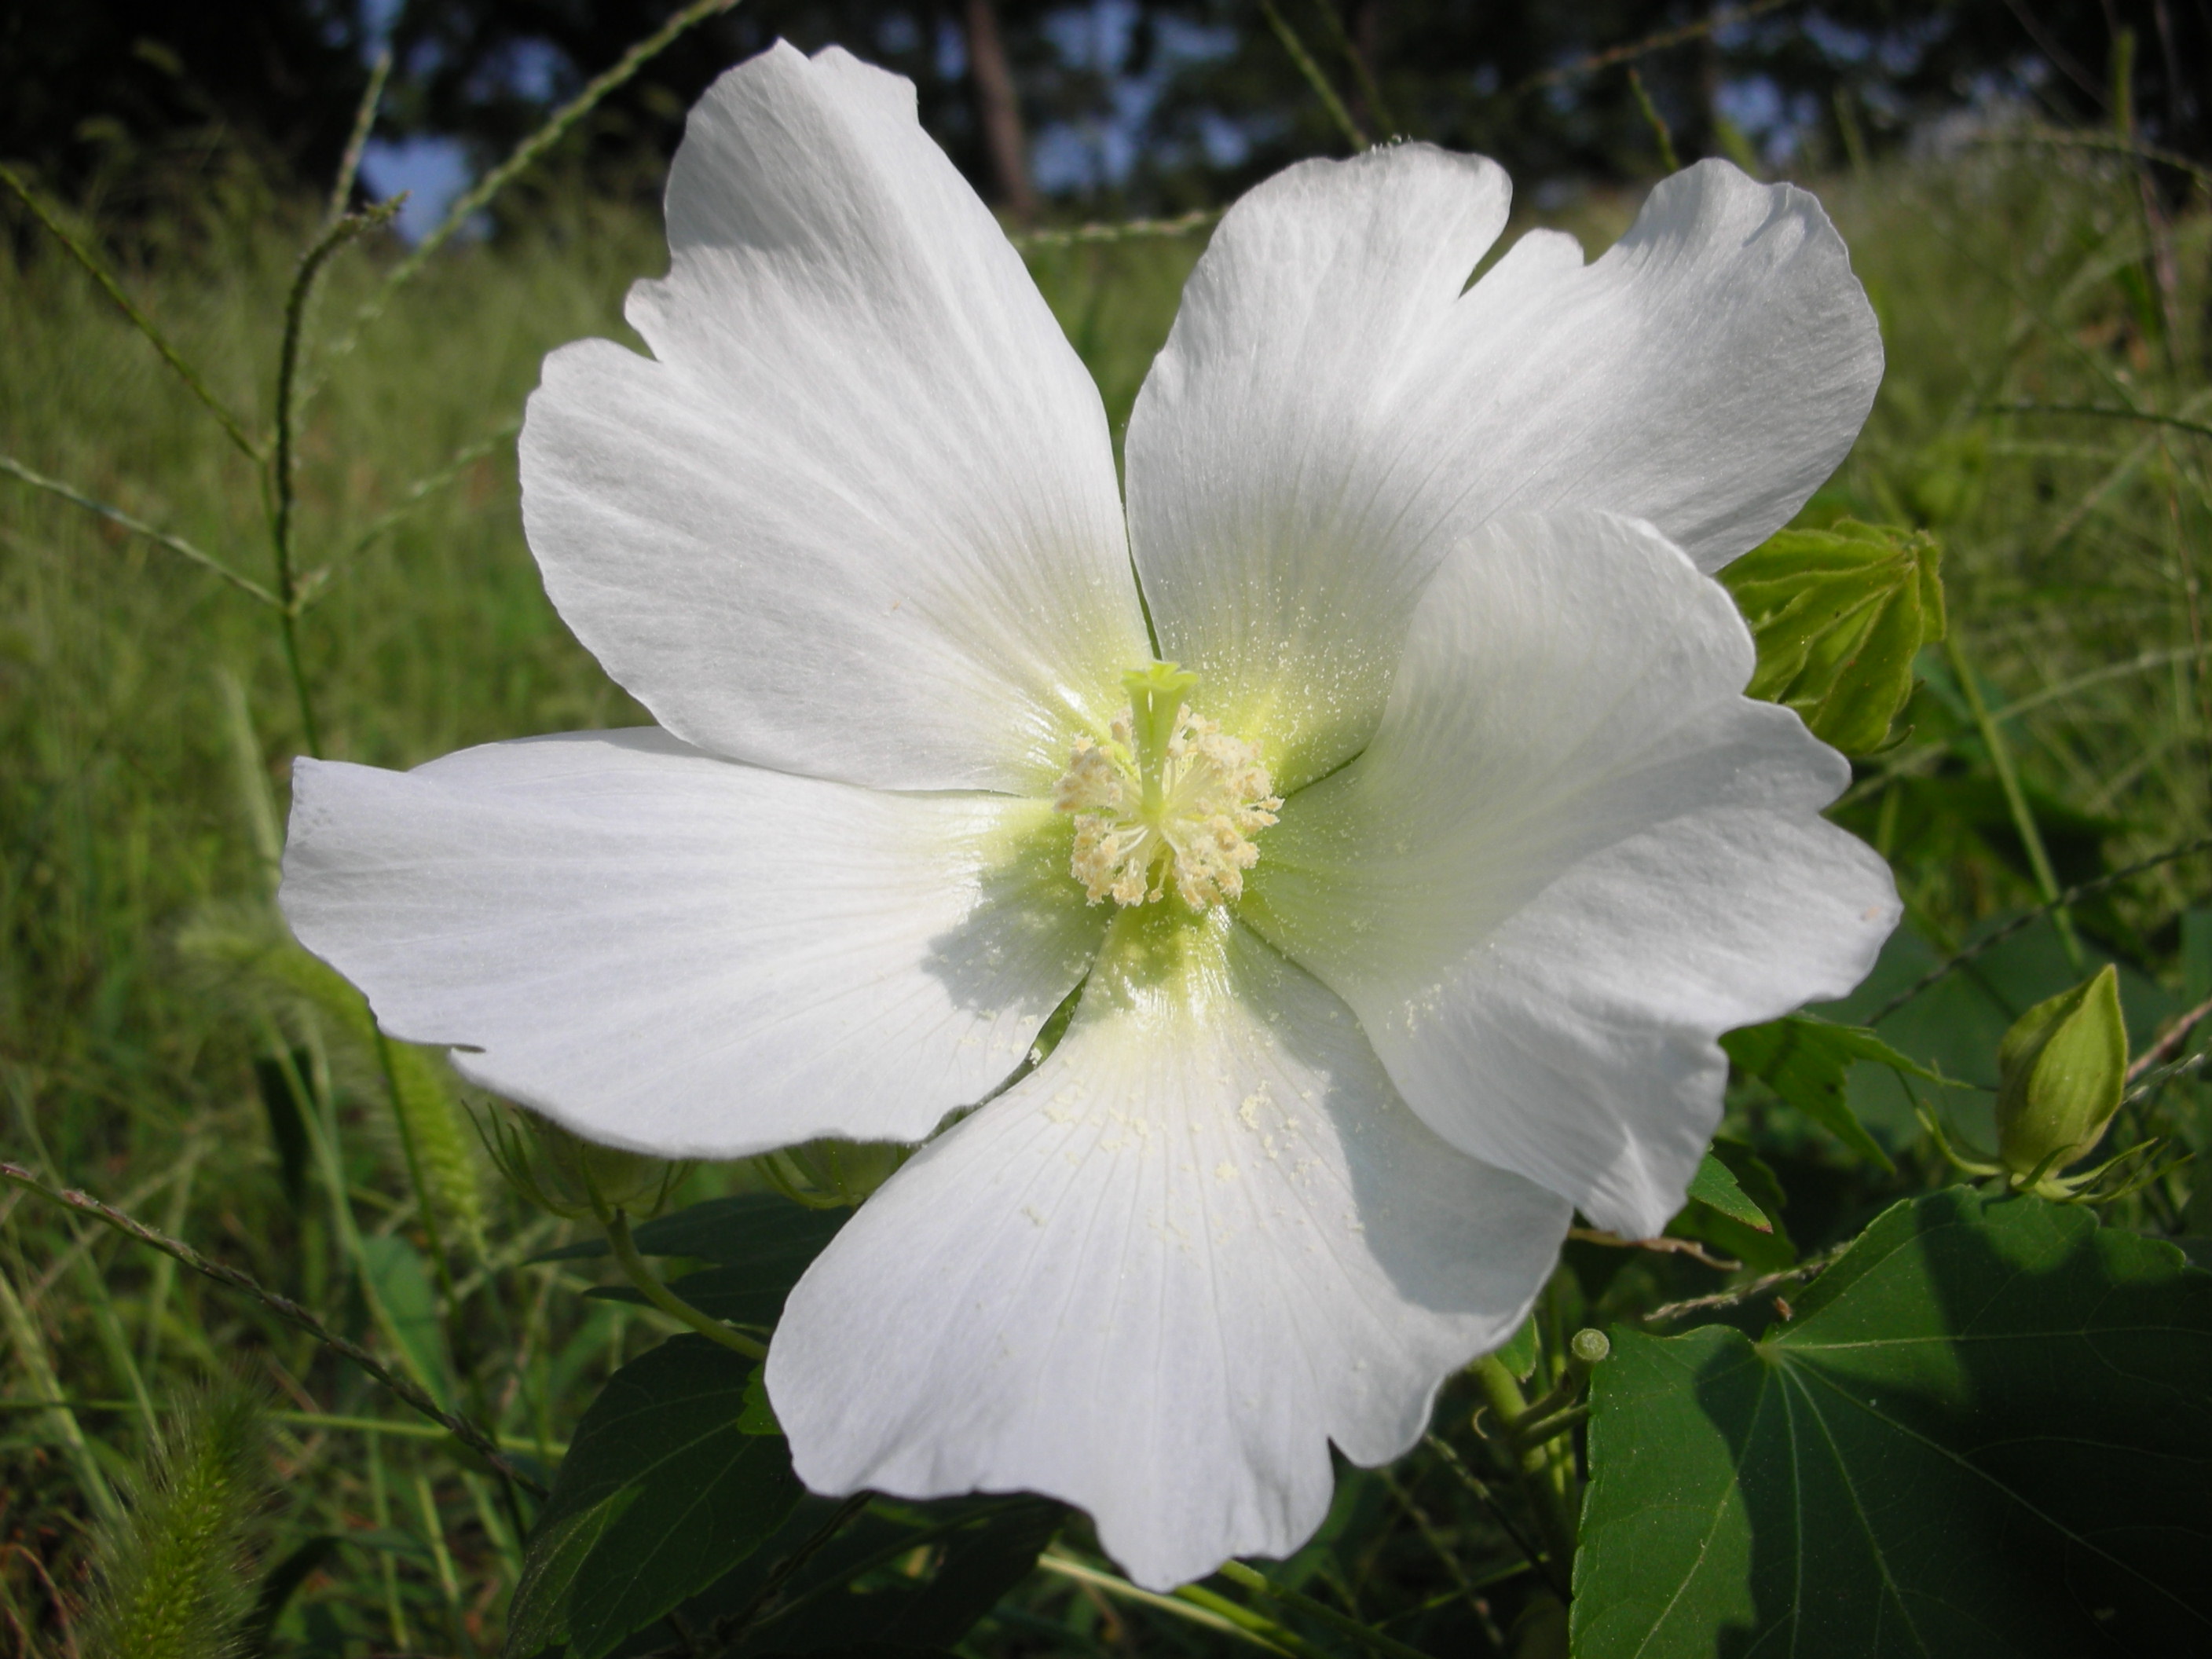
<box><xmin>482</xmin><ymin>1107</ymin><xmax>686</xmax><ymax>1220</ymax></box>
<box><xmin>755</xmin><ymin>1138</ymin><xmax>910</xmax><ymax>1208</ymax></box>
<box><xmin>1719</xmin><ymin>519</ymin><xmax>1944</xmax><ymax>756</ymax></box>
<box><xmin>1993</xmin><ymin>965</ymin><xmax>2127</xmax><ymax>1184</ymax></box>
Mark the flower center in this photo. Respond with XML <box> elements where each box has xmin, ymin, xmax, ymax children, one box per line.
<box><xmin>1053</xmin><ymin>662</ymin><xmax>1282</xmax><ymax>910</ymax></box>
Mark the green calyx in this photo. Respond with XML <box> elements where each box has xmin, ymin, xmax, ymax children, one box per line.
<box><xmin>1993</xmin><ymin>963</ymin><xmax>2128</xmax><ymax>1193</ymax></box>
<box><xmin>1121</xmin><ymin>660</ymin><xmax>1199</xmax><ymax>817</ymax></box>
<box><xmin>1720</xmin><ymin>518</ymin><xmax>1945</xmax><ymax>756</ymax></box>
<box><xmin>481</xmin><ymin>1105</ymin><xmax>689</xmax><ymax>1222</ymax></box>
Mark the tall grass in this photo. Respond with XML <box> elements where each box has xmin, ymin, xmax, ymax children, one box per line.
<box><xmin>1</xmin><ymin>127</ymin><xmax>2205</xmax><ymax>1653</ymax></box>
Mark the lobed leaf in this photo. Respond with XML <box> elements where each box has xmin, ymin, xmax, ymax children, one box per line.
<box><xmin>1574</xmin><ymin>1188</ymin><xmax>2212</xmax><ymax>1657</ymax></box>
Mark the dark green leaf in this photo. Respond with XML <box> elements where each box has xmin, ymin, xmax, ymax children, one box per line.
<box><xmin>505</xmin><ymin>1494</ymin><xmax>633</xmax><ymax>1657</ymax></box>
<box><xmin>738</xmin><ymin>1499</ymin><xmax>1063</xmax><ymax>1655</ymax></box>
<box><xmin>741</xmin><ymin>1365</ymin><xmax>779</xmax><ymax>1435</ymax></box>
<box><xmin>1723</xmin><ymin>1015</ymin><xmax>1936</xmax><ymax>1169</ymax></box>
<box><xmin>534</xmin><ymin>1193</ymin><xmax>848</xmax><ymax>1266</ymax></box>
<box><xmin>1574</xmin><ymin>1189</ymin><xmax>2212</xmax><ymax>1657</ymax></box>
<box><xmin>542</xmin><ymin>1195</ymin><xmax>847</xmax><ymax>1329</ymax></box>
<box><xmin>1720</xmin><ymin>519</ymin><xmax>1945</xmax><ymax>755</ymax></box>
<box><xmin>504</xmin><ymin>1335</ymin><xmax>806</xmax><ymax>1659</ymax></box>
<box><xmin>596</xmin><ymin>1497</ymin><xmax>1063</xmax><ymax>1659</ymax></box>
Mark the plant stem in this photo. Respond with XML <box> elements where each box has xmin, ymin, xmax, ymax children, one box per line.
<box><xmin>1215</xmin><ymin>1560</ymin><xmax>1438</xmax><ymax>1659</ymax></box>
<box><xmin>599</xmin><ymin>1207</ymin><xmax>767</xmax><ymax>1360</ymax></box>
<box><xmin>270</xmin><ymin>200</ymin><xmax>401</xmax><ymax>759</ymax></box>
<box><xmin>327</xmin><ymin>50</ymin><xmax>392</xmax><ymax>223</ymax></box>
<box><xmin>1258</xmin><ymin>0</ymin><xmax>1367</xmax><ymax>150</ymax></box>
<box><xmin>1035</xmin><ymin>1552</ymin><xmax>1299</xmax><ymax>1654</ymax></box>
<box><xmin>1</xmin><ymin>453</ymin><xmax>279</xmax><ymax>605</ymax></box>
<box><xmin>1177</xmin><ymin>1580</ymin><xmax>1338</xmax><ymax>1659</ymax></box>
<box><xmin>317</xmin><ymin>0</ymin><xmax>745</xmax><ymax>390</ymax></box>
<box><xmin>0</xmin><ymin>164</ymin><xmax>263</xmax><ymax>460</ymax></box>
<box><xmin>1470</xmin><ymin>1354</ymin><xmax>1580</xmax><ymax>1597</ymax></box>
<box><xmin>1869</xmin><ymin>833</ymin><xmax>2212</xmax><ymax>1023</ymax></box>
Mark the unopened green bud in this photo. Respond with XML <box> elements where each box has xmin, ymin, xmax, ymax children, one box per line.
<box><xmin>482</xmin><ymin>1107</ymin><xmax>685</xmax><ymax>1220</ymax></box>
<box><xmin>1994</xmin><ymin>965</ymin><xmax>2127</xmax><ymax>1185</ymax></box>
<box><xmin>753</xmin><ymin>1138</ymin><xmax>910</xmax><ymax>1208</ymax></box>
<box><xmin>1720</xmin><ymin>519</ymin><xmax>1944</xmax><ymax>756</ymax></box>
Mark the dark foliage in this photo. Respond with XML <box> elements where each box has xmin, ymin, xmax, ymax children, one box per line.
<box><xmin>5</xmin><ymin>0</ymin><xmax>2207</xmax><ymax>211</ymax></box>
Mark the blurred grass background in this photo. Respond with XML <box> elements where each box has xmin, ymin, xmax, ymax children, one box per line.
<box><xmin>1</xmin><ymin>126</ymin><xmax>2207</xmax><ymax>1653</ymax></box>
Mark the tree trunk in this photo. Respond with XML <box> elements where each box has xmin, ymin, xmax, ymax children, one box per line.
<box><xmin>963</xmin><ymin>0</ymin><xmax>1038</xmax><ymax>222</ymax></box>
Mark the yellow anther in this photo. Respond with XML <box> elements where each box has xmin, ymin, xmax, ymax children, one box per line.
<box><xmin>1054</xmin><ymin>667</ymin><xmax>1281</xmax><ymax>910</ymax></box>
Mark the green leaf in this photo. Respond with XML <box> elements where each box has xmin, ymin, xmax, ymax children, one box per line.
<box><xmin>1721</xmin><ymin>519</ymin><xmax>1944</xmax><ymax>755</ymax></box>
<box><xmin>1494</xmin><ymin>1313</ymin><xmax>1540</xmax><ymax>1382</ymax></box>
<box><xmin>1816</xmin><ymin>917</ymin><xmax>2184</xmax><ymax>1148</ymax></box>
<box><xmin>597</xmin><ymin>1496</ymin><xmax>1064</xmax><ymax>1659</ymax></box>
<box><xmin>1707</xmin><ymin>1138</ymin><xmax>1790</xmax><ymax>1230</ymax></box>
<box><xmin>1723</xmin><ymin>1015</ymin><xmax>1938</xmax><ymax>1169</ymax></box>
<box><xmin>1683</xmin><ymin>1148</ymin><xmax>1771</xmax><ymax>1232</ymax></box>
<box><xmin>1573</xmin><ymin>1189</ymin><xmax>2212</xmax><ymax>1657</ymax></box>
<box><xmin>543</xmin><ymin>1194</ymin><xmax>847</xmax><ymax>1330</ymax></box>
<box><xmin>740</xmin><ymin>1366</ymin><xmax>779</xmax><ymax>1436</ymax></box>
<box><xmin>504</xmin><ymin>1335</ymin><xmax>805</xmax><ymax>1659</ymax></box>
<box><xmin>742</xmin><ymin>1500</ymin><xmax>1063</xmax><ymax>1654</ymax></box>
<box><xmin>1673</xmin><ymin>1141</ymin><xmax>1796</xmax><ymax>1271</ymax></box>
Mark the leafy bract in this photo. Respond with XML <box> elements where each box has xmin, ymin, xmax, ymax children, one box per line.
<box><xmin>1723</xmin><ymin>1014</ymin><xmax>1936</xmax><ymax>1168</ymax></box>
<box><xmin>1573</xmin><ymin>1189</ymin><xmax>2212</xmax><ymax>1657</ymax></box>
<box><xmin>506</xmin><ymin>1335</ymin><xmax>805</xmax><ymax>1659</ymax></box>
<box><xmin>1720</xmin><ymin>518</ymin><xmax>1944</xmax><ymax>754</ymax></box>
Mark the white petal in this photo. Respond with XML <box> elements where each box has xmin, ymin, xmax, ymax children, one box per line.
<box><xmin>519</xmin><ymin>45</ymin><xmax>1148</xmax><ymax>793</ymax></box>
<box><xmin>1397</xmin><ymin>159</ymin><xmax>1881</xmax><ymax>571</ymax></box>
<box><xmin>1243</xmin><ymin>510</ymin><xmax>1897</xmax><ymax>1240</ymax></box>
<box><xmin>1123</xmin><ymin>143</ymin><xmax>1511</xmax><ymax>789</ymax></box>
<box><xmin>1126</xmin><ymin>149</ymin><xmax>1877</xmax><ymax>789</ymax></box>
<box><xmin>279</xmin><ymin>729</ymin><xmax>1103</xmax><ymax>1155</ymax></box>
<box><xmin>767</xmin><ymin>910</ymin><xmax>1568</xmax><ymax>1591</ymax></box>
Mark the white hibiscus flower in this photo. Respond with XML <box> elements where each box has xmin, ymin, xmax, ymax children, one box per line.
<box><xmin>280</xmin><ymin>42</ymin><xmax>1898</xmax><ymax>1590</ymax></box>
